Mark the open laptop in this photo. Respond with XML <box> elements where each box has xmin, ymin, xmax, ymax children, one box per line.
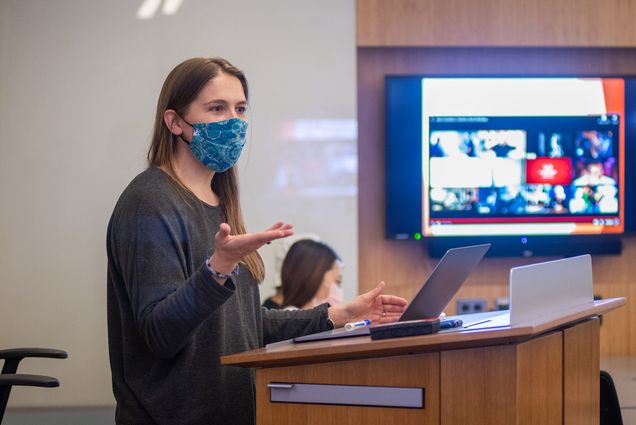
<box><xmin>457</xmin><ymin>254</ymin><xmax>595</xmax><ymax>330</ymax></box>
<box><xmin>293</xmin><ymin>243</ymin><xmax>491</xmax><ymax>343</ymax></box>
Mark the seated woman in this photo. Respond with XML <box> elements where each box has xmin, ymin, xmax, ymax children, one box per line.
<box><xmin>262</xmin><ymin>234</ymin><xmax>320</xmax><ymax>309</ymax></box>
<box><xmin>279</xmin><ymin>239</ymin><xmax>344</xmax><ymax>310</ymax></box>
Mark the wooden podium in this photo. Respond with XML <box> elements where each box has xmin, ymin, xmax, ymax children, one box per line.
<box><xmin>222</xmin><ymin>298</ymin><xmax>625</xmax><ymax>425</ymax></box>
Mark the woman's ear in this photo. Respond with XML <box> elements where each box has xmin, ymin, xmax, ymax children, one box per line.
<box><xmin>163</xmin><ymin>109</ymin><xmax>183</xmax><ymax>136</ymax></box>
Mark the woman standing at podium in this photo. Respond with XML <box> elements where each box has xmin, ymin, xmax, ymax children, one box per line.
<box><xmin>106</xmin><ymin>57</ymin><xmax>407</xmax><ymax>425</ymax></box>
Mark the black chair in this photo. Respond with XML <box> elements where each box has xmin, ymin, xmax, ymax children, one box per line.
<box><xmin>600</xmin><ymin>369</ymin><xmax>623</xmax><ymax>425</ymax></box>
<box><xmin>0</xmin><ymin>348</ymin><xmax>68</xmax><ymax>423</ymax></box>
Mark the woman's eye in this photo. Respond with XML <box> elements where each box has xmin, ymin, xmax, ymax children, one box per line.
<box><xmin>210</xmin><ymin>105</ymin><xmax>224</xmax><ymax>112</ymax></box>
<box><xmin>236</xmin><ymin>106</ymin><xmax>247</xmax><ymax>114</ymax></box>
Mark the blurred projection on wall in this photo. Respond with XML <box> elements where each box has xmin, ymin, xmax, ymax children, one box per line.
<box><xmin>137</xmin><ymin>0</ymin><xmax>184</xmax><ymax>19</ymax></box>
<box><xmin>277</xmin><ymin>119</ymin><xmax>357</xmax><ymax>198</ymax></box>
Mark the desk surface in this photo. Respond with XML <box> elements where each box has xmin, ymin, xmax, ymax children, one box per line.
<box><xmin>222</xmin><ymin>298</ymin><xmax>625</xmax><ymax>368</ymax></box>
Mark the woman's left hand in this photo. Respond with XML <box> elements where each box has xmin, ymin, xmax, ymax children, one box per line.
<box><xmin>210</xmin><ymin>221</ymin><xmax>293</xmax><ymax>275</ymax></box>
<box><xmin>328</xmin><ymin>282</ymin><xmax>408</xmax><ymax>327</ymax></box>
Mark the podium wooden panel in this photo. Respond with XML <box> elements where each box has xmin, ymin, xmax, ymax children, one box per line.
<box><xmin>256</xmin><ymin>353</ymin><xmax>439</xmax><ymax>424</ymax></box>
<box><xmin>441</xmin><ymin>331</ymin><xmax>563</xmax><ymax>425</ymax></box>
<box><xmin>564</xmin><ymin>319</ymin><xmax>600</xmax><ymax>425</ymax></box>
<box><xmin>222</xmin><ymin>298</ymin><xmax>625</xmax><ymax>425</ymax></box>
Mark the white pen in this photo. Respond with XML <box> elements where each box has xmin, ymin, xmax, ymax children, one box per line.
<box><xmin>344</xmin><ymin>319</ymin><xmax>371</xmax><ymax>331</ymax></box>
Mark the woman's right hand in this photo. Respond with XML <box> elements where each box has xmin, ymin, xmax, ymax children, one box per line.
<box><xmin>209</xmin><ymin>221</ymin><xmax>293</xmax><ymax>275</ymax></box>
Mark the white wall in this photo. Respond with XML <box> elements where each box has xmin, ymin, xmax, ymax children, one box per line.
<box><xmin>0</xmin><ymin>0</ymin><xmax>356</xmax><ymax>407</ymax></box>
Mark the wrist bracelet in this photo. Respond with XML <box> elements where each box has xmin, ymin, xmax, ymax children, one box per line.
<box><xmin>326</xmin><ymin>316</ymin><xmax>335</xmax><ymax>330</ymax></box>
<box><xmin>206</xmin><ymin>259</ymin><xmax>240</xmax><ymax>280</ymax></box>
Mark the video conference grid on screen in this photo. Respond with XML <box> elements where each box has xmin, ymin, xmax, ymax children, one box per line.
<box><xmin>418</xmin><ymin>77</ymin><xmax>625</xmax><ymax>237</ymax></box>
<box><xmin>427</xmin><ymin>115</ymin><xmax>620</xmax><ymax>222</ymax></box>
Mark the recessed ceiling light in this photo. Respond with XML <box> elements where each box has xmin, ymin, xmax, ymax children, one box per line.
<box><xmin>137</xmin><ymin>0</ymin><xmax>162</xmax><ymax>19</ymax></box>
<box><xmin>162</xmin><ymin>0</ymin><xmax>184</xmax><ymax>16</ymax></box>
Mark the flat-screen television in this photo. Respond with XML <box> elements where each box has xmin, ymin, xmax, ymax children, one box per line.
<box><xmin>385</xmin><ymin>76</ymin><xmax>636</xmax><ymax>256</ymax></box>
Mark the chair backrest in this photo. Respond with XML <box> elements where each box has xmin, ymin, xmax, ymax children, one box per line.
<box><xmin>600</xmin><ymin>370</ymin><xmax>623</xmax><ymax>425</ymax></box>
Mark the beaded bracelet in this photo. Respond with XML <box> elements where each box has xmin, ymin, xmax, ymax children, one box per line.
<box><xmin>206</xmin><ymin>258</ymin><xmax>240</xmax><ymax>280</ymax></box>
<box><xmin>326</xmin><ymin>316</ymin><xmax>335</xmax><ymax>330</ymax></box>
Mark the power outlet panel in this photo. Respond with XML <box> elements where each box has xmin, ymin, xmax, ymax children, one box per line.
<box><xmin>456</xmin><ymin>298</ymin><xmax>487</xmax><ymax>315</ymax></box>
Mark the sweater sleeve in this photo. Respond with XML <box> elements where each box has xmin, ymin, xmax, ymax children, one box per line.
<box><xmin>261</xmin><ymin>303</ymin><xmax>332</xmax><ymax>345</ymax></box>
<box><xmin>108</xmin><ymin>194</ymin><xmax>234</xmax><ymax>359</ymax></box>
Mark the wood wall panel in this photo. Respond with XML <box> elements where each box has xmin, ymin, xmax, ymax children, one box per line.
<box><xmin>357</xmin><ymin>47</ymin><xmax>636</xmax><ymax>355</ymax></box>
<box><xmin>357</xmin><ymin>0</ymin><xmax>636</xmax><ymax>47</ymax></box>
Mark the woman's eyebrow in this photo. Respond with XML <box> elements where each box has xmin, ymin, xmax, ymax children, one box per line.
<box><xmin>203</xmin><ymin>99</ymin><xmax>248</xmax><ymax>106</ymax></box>
<box><xmin>203</xmin><ymin>99</ymin><xmax>228</xmax><ymax>106</ymax></box>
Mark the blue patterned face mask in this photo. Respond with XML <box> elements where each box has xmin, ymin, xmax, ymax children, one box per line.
<box><xmin>181</xmin><ymin>117</ymin><xmax>248</xmax><ymax>172</ymax></box>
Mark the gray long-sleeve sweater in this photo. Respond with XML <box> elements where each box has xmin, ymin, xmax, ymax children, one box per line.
<box><xmin>107</xmin><ymin>167</ymin><xmax>331</xmax><ymax>425</ymax></box>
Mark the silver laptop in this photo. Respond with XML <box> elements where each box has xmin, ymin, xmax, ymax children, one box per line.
<box><xmin>293</xmin><ymin>243</ymin><xmax>491</xmax><ymax>343</ymax></box>
<box><xmin>460</xmin><ymin>254</ymin><xmax>595</xmax><ymax>330</ymax></box>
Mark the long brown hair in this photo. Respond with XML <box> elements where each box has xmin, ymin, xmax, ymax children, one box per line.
<box><xmin>147</xmin><ymin>57</ymin><xmax>264</xmax><ymax>282</ymax></box>
<box><xmin>281</xmin><ymin>240</ymin><xmax>338</xmax><ymax>308</ymax></box>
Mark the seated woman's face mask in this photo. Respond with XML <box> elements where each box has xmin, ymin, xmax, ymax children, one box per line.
<box><xmin>180</xmin><ymin>117</ymin><xmax>248</xmax><ymax>172</ymax></box>
<box><xmin>313</xmin><ymin>282</ymin><xmax>344</xmax><ymax>307</ymax></box>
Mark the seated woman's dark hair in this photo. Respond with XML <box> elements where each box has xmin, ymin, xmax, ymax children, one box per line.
<box><xmin>281</xmin><ymin>240</ymin><xmax>339</xmax><ymax>309</ymax></box>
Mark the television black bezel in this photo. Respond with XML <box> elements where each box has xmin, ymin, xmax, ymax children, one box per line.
<box><xmin>384</xmin><ymin>73</ymin><xmax>636</xmax><ymax>257</ymax></box>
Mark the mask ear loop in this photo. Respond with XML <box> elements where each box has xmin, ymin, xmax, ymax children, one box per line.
<box><xmin>177</xmin><ymin>115</ymin><xmax>194</xmax><ymax>145</ymax></box>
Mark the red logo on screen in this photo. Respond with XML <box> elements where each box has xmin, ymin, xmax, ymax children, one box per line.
<box><xmin>526</xmin><ymin>158</ymin><xmax>573</xmax><ymax>185</ymax></box>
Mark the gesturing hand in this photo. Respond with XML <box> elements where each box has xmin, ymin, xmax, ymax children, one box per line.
<box><xmin>328</xmin><ymin>282</ymin><xmax>408</xmax><ymax>327</ymax></box>
<box><xmin>209</xmin><ymin>221</ymin><xmax>293</xmax><ymax>275</ymax></box>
